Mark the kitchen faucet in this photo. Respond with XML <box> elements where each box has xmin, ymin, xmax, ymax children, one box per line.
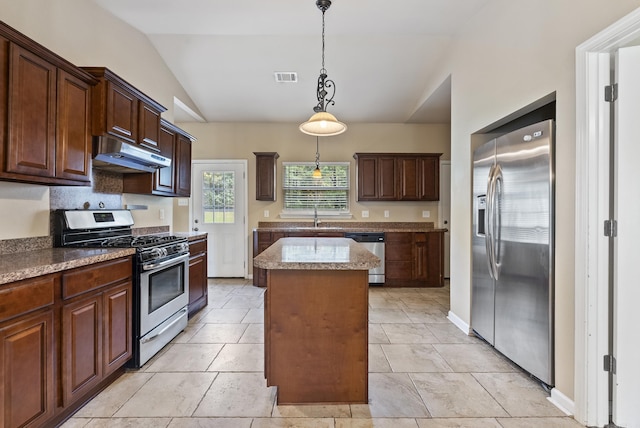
<box><xmin>314</xmin><ymin>206</ymin><xmax>320</xmax><ymax>227</ymax></box>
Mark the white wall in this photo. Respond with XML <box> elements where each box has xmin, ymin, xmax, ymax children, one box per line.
<box><xmin>439</xmin><ymin>0</ymin><xmax>640</xmax><ymax>401</ymax></box>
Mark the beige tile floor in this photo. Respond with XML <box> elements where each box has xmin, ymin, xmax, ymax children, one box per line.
<box><xmin>62</xmin><ymin>278</ymin><xmax>583</xmax><ymax>428</ymax></box>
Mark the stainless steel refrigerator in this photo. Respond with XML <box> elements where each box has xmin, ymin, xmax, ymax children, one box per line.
<box><xmin>471</xmin><ymin>119</ymin><xmax>554</xmax><ymax>386</ymax></box>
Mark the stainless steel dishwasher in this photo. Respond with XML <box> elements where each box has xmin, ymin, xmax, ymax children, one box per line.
<box><xmin>345</xmin><ymin>232</ymin><xmax>385</xmax><ymax>284</ymax></box>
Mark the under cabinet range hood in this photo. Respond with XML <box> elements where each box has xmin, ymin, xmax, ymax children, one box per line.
<box><xmin>92</xmin><ymin>136</ymin><xmax>171</xmax><ymax>173</ymax></box>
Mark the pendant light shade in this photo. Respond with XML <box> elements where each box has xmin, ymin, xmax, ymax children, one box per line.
<box><xmin>299</xmin><ymin>0</ymin><xmax>346</xmax><ymax>137</ymax></box>
<box><xmin>300</xmin><ymin>111</ymin><xmax>347</xmax><ymax>136</ymax></box>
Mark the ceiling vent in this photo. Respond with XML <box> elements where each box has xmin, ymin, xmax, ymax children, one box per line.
<box><xmin>274</xmin><ymin>72</ymin><xmax>298</xmax><ymax>83</ymax></box>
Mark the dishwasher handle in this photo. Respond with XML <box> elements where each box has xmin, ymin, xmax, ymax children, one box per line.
<box><xmin>344</xmin><ymin>232</ymin><xmax>385</xmax><ymax>242</ymax></box>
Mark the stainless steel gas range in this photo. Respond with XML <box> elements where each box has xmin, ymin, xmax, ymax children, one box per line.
<box><xmin>54</xmin><ymin>209</ymin><xmax>189</xmax><ymax>368</ymax></box>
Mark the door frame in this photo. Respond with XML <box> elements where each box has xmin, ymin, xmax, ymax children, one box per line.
<box><xmin>575</xmin><ymin>8</ymin><xmax>640</xmax><ymax>426</ymax></box>
<box><xmin>438</xmin><ymin>160</ymin><xmax>451</xmax><ymax>278</ymax></box>
<box><xmin>190</xmin><ymin>159</ymin><xmax>249</xmax><ymax>279</ymax></box>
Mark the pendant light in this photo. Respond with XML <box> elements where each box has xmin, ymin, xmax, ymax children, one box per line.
<box><xmin>312</xmin><ymin>137</ymin><xmax>322</xmax><ymax>178</ymax></box>
<box><xmin>299</xmin><ymin>0</ymin><xmax>347</xmax><ymax>137</ymax></box>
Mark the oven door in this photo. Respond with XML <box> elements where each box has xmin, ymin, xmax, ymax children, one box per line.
<box><xmin>139</xmin><ymin>253</ymin><xmax>190</xmax><ymax>337</ymax></box>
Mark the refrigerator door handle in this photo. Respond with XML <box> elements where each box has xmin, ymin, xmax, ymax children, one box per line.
<box><xmin>493</xmin><ymin>165</ymin><xmax>503</xmax><ymax>280</ymax></box>
<box><xmin>485</xmin><ymin>165</ymin><xmax>496</xmax><ymax>280</ymax></box>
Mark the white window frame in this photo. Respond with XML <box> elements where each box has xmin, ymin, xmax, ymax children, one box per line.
<box><xmin>280</xmin><ymin>161</ymin><xmax>351</xmax><ymax>219</ymax></box>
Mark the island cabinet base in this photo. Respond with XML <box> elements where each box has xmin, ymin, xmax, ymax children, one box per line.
<box><xmin>264</xmin><ymin>269</ymin><xmax>369</xmax><ymax>404</ymax></box>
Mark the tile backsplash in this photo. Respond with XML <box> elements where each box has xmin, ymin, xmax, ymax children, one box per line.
<box><xmin>50</xmin><ymin>169</ymin><xmax>123</xmax><ymax>211</ymax></box>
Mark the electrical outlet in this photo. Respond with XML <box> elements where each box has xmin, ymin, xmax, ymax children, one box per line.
<box><xmin>264</xmin><ymin>210</ymin><xmax>270</xmax><ymax>218</ymax></box>
<box><xmin>362</xmin><ymin>210</ymin><xmax>369</xmax><ymax>218</ymax></box>
<box><xmin>384</xmin><ymin>210</ymin><xmax>390</xmax><ymax>218</ymax></box>
<box><xmin>178</xmin><ymin>198</ymin><xmax>189</xmax><ymax>206</ymax></box>
<box><xmin>159</xmin><ymin>208</ymin><xmax>165</xmax><ymax>220</ymax></box>
<box><xmin>422</xmin><ymin>210</ymin><xmax>431</xmax><ymax>218</ymax></box>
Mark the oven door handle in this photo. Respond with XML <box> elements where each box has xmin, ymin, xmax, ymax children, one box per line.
<box><xmin>140</xmin><ymin>307</ymin><xmax>188</xmax><ymax>344</ymax></box>
<box><xmin>142</xmin><ymin>253</ymin><xmax>190</xmax><ymax>271</ymax></box>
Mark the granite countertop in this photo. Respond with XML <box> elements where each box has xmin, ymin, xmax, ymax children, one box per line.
<box><xmin>174</xmin><ymin>231</ymin><xmax>208</xmax><ymax>241</ymax></box>
<box><xmin>253</xmin><ymin>237</ymin><xmax>380</xmax><ymax>271</ymax></box>
<box><xmin>0</xmin><ymin>247</ymin><xmax>136</xmax><ymax>285</ymax></box>
<box><xmin>255</xmin><ymin>221</ymin><xmax>447</xmax><ymax>233</ymax></box>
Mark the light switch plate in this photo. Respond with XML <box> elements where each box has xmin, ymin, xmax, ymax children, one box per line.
<box><xmin>264</xmin><ymin>210</ymin><xmax>270</xmax><ymax>218</ymax></box>
<box><xmin>159</xmin><ymin>208</ymin><xmax>165</xmax><ymax>220</ymax></box>
<box><xmin>362</xmin><ymin>210</ymin><xmax>369</xmax><ymax>218</ymax></box>
<box><xmin>384</xmin><ymin>210</ymin><xmax>390</xmax><ymax>218</ymax></box>
<box><xmin>422</xmin><ymin>210</ymin><xmax>431</xmax><ymax>218</ymax></box>
<box><xmin>178</xmin><ymin>198</ymin><xmax>189</xmax><ymax>206</ymax></box>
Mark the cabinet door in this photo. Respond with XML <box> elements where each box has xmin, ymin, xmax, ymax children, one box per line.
<box><xmin>426</xmin><ymin>232</ymin><xmax>444</xmax><ymax>287</ymax></box>
<box><xmin>384</xmin><ymin>232</ymin><xmax>413</xmax><ymax>282</ymax></box>
<box><xmin>0</xmin><ymin>311</ymin><xmax>54</xmax><ymax>428</ymax></box>
<box><xmin>413</xmin><ymin>233</ymin><xmax>428</xmax><ymax>281</ymax></box>
<box><xmin>378</xmin><ymin>156</ymin><xmax>397</xmax><ymax>200</ymax></box>
<box><xmin>138</xmin><ymin>101</ymin><xmax>161</xmax><ymax>152</ymax></box>
<box><xmin>103</xmin><ymin>282</ymin><xmax>132</xmax><ymax>376</ymax></box>
<box><xmin>56</xmin><ymin>69</ymin><xmax>92</xmax><ymax>182</ymax></box>
<box><xmin>175</xmin><ymin>134</ymin><xmax>192</xmax><ymax>196</ymax></box>
<box><xmin>62</xmin><ymin>293</ymin><xmax>103</xmax><ymax>406</ymax></box>
<box><xmin>105</xmin><ymin>81</ymin><xmax>137</xmax><ymax>143</ymax></box>
<box><xmin>156</xmin><ymin>124</ymin><xmax>176</xmax><ymax>194</ymax></box>
<box><xmin>254</xmin><ymin>152</ymin><xmax>278</xmax><ymax>201</ymax></box>
<box><xmin>356</xmin><ymin>154</ymin><xmax>396</xmax><ymax>201</ymax></box>
<box><xmin>356</xmin><ymin>155</ymin><xmax>378</xmax><ymax>200</ymax></box>
<box><xmin>7</xmin><ymin>44</ymin><xmax>56</xmax><ymax>177</ymax></box>
<box><xmin>397</xmin><ymin>157</ymin><xmax>420</xmax><ymax>200</ymax></box>
<box><xmin>418</xmin><ymin>156</ymin><xmax>439</xmax><ymax>200</ymax></box>
<box><xmin>189</xmin><ymin>251</ymin><xmax>208</xmax><ymax>316</ymax></box>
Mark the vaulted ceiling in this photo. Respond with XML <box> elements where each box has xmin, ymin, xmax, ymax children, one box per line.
<box><xmin>92</xmin><ymin>0</ymin><xmax>491</xmax><ymax>124</ymax></box>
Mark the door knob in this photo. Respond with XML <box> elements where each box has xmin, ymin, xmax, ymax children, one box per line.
<box><xmin>193</xmin><ymin>227</ymin><xmax>199</xmax><ymax>231</ymax></box>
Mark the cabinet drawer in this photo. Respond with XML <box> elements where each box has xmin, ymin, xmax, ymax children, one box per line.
<box><xmin>189</xmin><ymin>239</ymin><xmax>207</xmax><ymax>255</ymax></box>
<box><xmin>0</xmin><ymin>275</ymin><xmax>56</xmax><ymax>322</ymax></box>
<box><xmin>62</xmin><ymin>258</ymin><xmax>132</xmax><ymax>300</ymax></box>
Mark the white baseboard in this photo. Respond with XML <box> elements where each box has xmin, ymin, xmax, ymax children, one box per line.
<box><xmin>548</xmin><ymin>388</ymin><xmax>575</xmax><ymax>416</ymax></box>
<box><xmin>447</xmin><ymin>310</ymin><xmax>472</xmax><ymax>335</ymax></box>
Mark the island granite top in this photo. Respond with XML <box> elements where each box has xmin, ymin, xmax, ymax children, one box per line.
<box><xmin>253</xmin><ymin>237</ymin><xmax>381</xmax><ymax>271</ymax></box>
<box><xmin>0</xmin><ymin>247</ymin><xmax>136</xmax><ymax>285</ymax></box>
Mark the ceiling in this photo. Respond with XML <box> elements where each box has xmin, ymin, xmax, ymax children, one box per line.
<box><xmin>91</xmin><ymin>0</ymin><xmax>491</xmax><ymax>125</ymax></box>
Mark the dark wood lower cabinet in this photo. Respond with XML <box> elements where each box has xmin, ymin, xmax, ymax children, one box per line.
<box><xmin>188</xmin><ymin>237</ymin><xmax>208</xmax><ymax>317</ymax></box>
<box><xmin>63</xmin><ymin>293</ymin><xmax>103</xmax><ymax>406</ymax></box>
<box><xmin>385</xmin><ymin>231</ymin><xmax>444</xmax><ymax>287</ymax></box>
<box><xmin>254</xmin><ymin>229</ymin><xmax>444</xmax><ymax>287</ymax></box>
<box><xmin>0</xmin><ymin>310</ymin><xmax>55</xmax><ymax>428</ymax></box>
<box><xmin>0</xmin><ymin>256</ymin><xmax>133</xmax><ymax>428</ymax></box>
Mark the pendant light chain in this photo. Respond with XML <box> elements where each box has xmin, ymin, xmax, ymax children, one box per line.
<box><xmin>321</xmin><ymin>9</ymin><xmax>326</xmax><ymax>74</ymax></box>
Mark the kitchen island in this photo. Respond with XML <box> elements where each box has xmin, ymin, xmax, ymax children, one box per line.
<box><xmin>253</xmin><ymin>237</ymin><xmax>380</xmax><ymax>404</ymax></box>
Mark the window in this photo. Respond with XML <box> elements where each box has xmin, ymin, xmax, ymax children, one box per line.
<box><xmin>202</xmin><ymin>170</ymin><xmax>235</xmax><ymax>223</ymax></box>
<box><xmin>283</xmin><ymin>162</ymin><xmax>349</xmax><ymax>214</ymax></box>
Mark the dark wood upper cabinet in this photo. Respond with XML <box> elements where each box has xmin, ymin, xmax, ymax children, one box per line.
<box><xmin>254</xmin><ymin>152</ymin><xmax>279</xmax><ymax>201</ymax></box>
<box><xmin>155</xmin><ymin>123</ymin><xmax>177</xmax><ymax>193</ymax></box>
<box><xmin>0</xmin><ymin>22</ymin><xmax>96</xmax><ymax>186</ymax></box>
<box><xmin>6</xmin><ymin>44</ymin><xmax>57</xmax><ymax>178</ymax></box>
<box><xmin>123</xmin><ymin>119</ymin><xmax>194</xmax><ymax>197</ymax></box>
<box><xmin>138</xmin><ymin>100</ymin><xmax>161</xmax><ymax>152</ymax></box>
<box><xmin>175</xmin><ymin>133</ymin><xmax>193</xmax><ymax>197</ymax></box>
<box><xmin>104</xmin><ymin>80</ymin><xmax>137</xmax><ymax>143</ymax></box>
<box><xmin>82</xmin><ymin>67</ymin><xmax>165</xmax><ymax>150</ymax></box>
<box><xmin>355</xmin><ymin>153</ymin><xmax>441</xmax><ymax>201</ymax></box>
<box><xmin>56</xmin><ymin>69</ymin><xmax>92</xmax><ymax>181</ymax></box>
